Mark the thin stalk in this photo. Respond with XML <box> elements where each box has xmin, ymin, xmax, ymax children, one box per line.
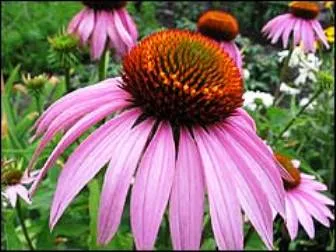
<box><xmin>279</xmin><ymin>222</ymin><xmax>290</xmax><ymax>251</ymax></box>
<box><xmin>273</xmin><ymin>86</ymin><xmax>323</xmax><ymax>144</ymax></box>
<box><xmin>65</xmin><ymin>67</ymin><xmax>71</xmax><ymax>93</ymax></box>
<box><xmin>33</xmin><ymin>94</ymin><xmax>42</xmax><ymax>115</ymax></box>
<box><xmin>273</xmin><ymin>40</ymin><xmax>295</xmax><ymax>104</ymax></box>
<box><xmin>16</xmin><ymin>200</ymin><xmax>34</xmax><ymax>250</ymax></box>
<box><xmin>98</xmin><ymin>50</ymin><xmax>110</xmax><ymax>81</ymax></box>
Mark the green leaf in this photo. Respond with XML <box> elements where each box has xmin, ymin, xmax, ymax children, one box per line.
<box><xmin>35</xmin><ymin>219</ymin><xmax>55</xmax><ymax>249</ymax></box>
<box><xmin>201</xmin><ymin>238</ymin><xmax>216</xmax><ymax>250</ymax></box>
<box><xmin>88</xmin><ymin>178</ymin><xmax>100</xmax><ymax>249</ymax></box>
<box><xmin>4</xmin><ymin>64</ymin><xmax>21</xmax><ymax>95</ymax></box>
<box><xmin>4</xmin><ymin>211</ymin><xmax>23</xmax><ymax>250</ymax></box>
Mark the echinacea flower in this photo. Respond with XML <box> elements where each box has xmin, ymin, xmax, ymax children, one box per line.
<box><xmin>274</xmin><ymin>153</ymin><xmax>334</xmax><ymax>240</ymax></box>
<box><xmin>67</xmin><ymin>1</ymin><xmax>138</xmax><ymax>60</ymax></box>
<box><xmin>28</xmin><ymin>30</ymin><xmax>286</xmax><ymax>250</ymax></box>
<box><xmin>1</xmin><ymin>160</ymin><xmax>39</xmax><ymax>208</ymax></box>
<box><xmin>262</xmin><ymin>1</ymin><xmax>329</xmax><ymax>53</ymax></box>
<box><xmin>197</xmin><ymin>10</ymin><xmax>243</xmax><ymax>70</ymax></box>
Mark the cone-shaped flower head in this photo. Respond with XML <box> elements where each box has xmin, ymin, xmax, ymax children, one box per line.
<box><xmin>275</xmin><ymin>153</ymin><xmax>334</xmax><ymax>240</ymax></box>
<box><xmin>262</xmin><ymin>1</ymin><xmax>329</xmax><ymax>53</ymax></box>
<box><xmin>197</xmin><ymin>10</ymin><xmax>243</xmax><ymax>70</ymax></box>
<box><xmin>28</xmin><ymin>29</ymin><xmax>286</xmax><ymax>250</ymax></box>
<box><xmin>68</xmin><ymin>1</ymin><xmax>138</xmax><ymax>60</ymax></box>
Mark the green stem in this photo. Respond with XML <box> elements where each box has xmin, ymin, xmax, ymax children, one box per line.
<box><xmin>273</xmin><ymin>40</ymin><xmax>295</xmax><ymax>104</ymax></box>
<box><xmin>273</xmin><ymin>87</ymin><xmax>323</xmax><ymax>144</ymax></box>
<box><xmin>65</xmin><ymin>68</ymin><xmax>71</xmax><ymax>93</ymax></box>
<box><xmin>34</xmin><ymin>94</ymin><xmax>42</xmax><ymax>115</ymax></box>
<box><xmin>98</xmin><ymin>50</ymin><xmax>110</xmax><ymax>81</ymax></box>
<box><xmin>16</xmin><ymin>200</ymin><xmax>34</xmax><ymax>250</ymax></box>
<box><xmin>279</xmin><ymin>221</ymin><xmax>290</xmax><ymax>251</ymax></box>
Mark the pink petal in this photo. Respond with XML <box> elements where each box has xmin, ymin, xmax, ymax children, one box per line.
<box><xmin>262</xmin><ymin>14</ymin><xmax>290</xmax><ymax>34</ymax></box>
<box><xmin>293</xmin><ymin>19</ymin><xmax>302</xmax><ymax>46</ymax></box>
<box><xmin>291</xmin><ymin>190</ymin><xmax>330</xmax><ymax>227</ymax></box>
<box><xmin>3</xmin><ymin>187</ymin><xmax>18</xmax><ymax>207</ymax></box>
<box><xmin>266</xmin><ymin>14</ymin><xmax>291</xmax><ymax>40</ymax></box>
<box><xmin>77</xmin><ymin>8</ymin><xmax>95</xmax><ymax>44</ymax></box>
<box><xmin>270</xmin><ymin>19</ymin><xmax>289</xmax><ymax>44</ymax></box>
<box><xmin>49</xmin><ymin>109</ymin><xmax>141</xmax><ymax>229</ymax></box>
<box><xmin>300</xmin><ymin>177</ymin><xmax>328</xmax><ymax>191</ymax></box>
<box><xmin>287</xmin><ymin>193</ymin><xmax>315</xmax><ymax>239</ymax></box>
<box><xmin>219</xmin><ymin>120</ymin><xmax>286</xmax><ymax>217</ymax></box>
<box><xmin>97</xmin><ymin>118</ymin><xmax>154</xmax><ymax>244</ymax></box>
<box><xmin>32</xmin><ymin>78</ymin><xmax>121</xmax><ymax>138</ymax></box>
<box><xmin>29</xmin><ymin>98</ymin><xmax>129</xmax><ymax>197</ymax></box>
<box><xmin>169</xmin><ymin>127</ymin><xmax>205</xmax><ymax>250</ymax></box>
<box><xmin>131</xmin><ymin>122</ymin><xmax>176</xmax><ymax>250</ymax></box>
<box><xmin>284</xmin><ymin>196</ymin><xmax>299</xmax><ymax>240</ymax></box>
<box><xmin>282</xmin><ymin>17</ymin><xmax>295</xmax><ymax>48</ymax></box>
<box><xmin>113</xmin><ymin>10</ymin><xmax>134</xmax><ymax>53</ymax></box>
<box><xmin>118</xmin><ymin>8</ymin><xmax>138</xmax><ymax>42</ymax></box>
<box><xmin>213</xmin><ymin>126</ymin><xmax>273</xmax><ymax>249</ymax></box>
<box><xmin>67</xmin><ymin>8</ymin><xmax>86</xmax><ymax>34</ymax></box>
<box><xmin>296</xmin><ymin>186</ymin><xmax>334</xmax><ymax>206</ymax></box>
<box><xmin>231</xmin><ymin>108</ymin><xmax>256</xmax><ymax>132</ymax></box>
<box><xmin>220</xmin><ymin>41</ymin><xmax>243</xmax><ymax>71</ymax></box>
<box><xmin>91</xmin><ymin>11</ymin><xmax>108</xmax><ymax>60</ymax></box>
<box><xmin>106</xmin><ymin>12</ymin><xmax>128</xmax><ymax>57</ymax></box>
<box><xmin>193</xmin><ymin>127</ymin><xmax>243</xmax><ymax>250</ymax></box>
<box><xmin>301</xmin><ymin>20</ymin><xmax>312</xmax><ymax>53</ymax></box>
<box><xmin>15</xmin><ymin>185</ymin><xmax>31</xmax><ymax>205</ymax></box>
<box><xmin>311</xmin><ymin>20</ymin><xmax>330</xmax><ymax>48</ymax></box>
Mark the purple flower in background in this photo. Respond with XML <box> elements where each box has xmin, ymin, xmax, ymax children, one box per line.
<box><xmin>28</xmin><ymin>30</ymin><xmax>286</xmax><ymax>250</ymax></box>
<box><xmin>197</xmin><ymin>10</ymin><xmax>243</xmax><ymax>71</ymax></box>
<box><xmin>262</xmin><ymin>1</ymin><xmax>329</xmax><ymax>53</ymax></box>
<box><xmin>274</xmin><ymin>153</ymin><xmax>334</xmax><ymax>240</ymax></box>
<box><xmin>67</xmin><ymin>1</ymin><xmax>138</xmax><ymax>60</ymax></box>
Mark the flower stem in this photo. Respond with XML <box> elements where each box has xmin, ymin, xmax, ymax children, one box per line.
<box><xmin>16</xmin><ymin>200</ymin><xmax>34</xmax><ymax>250</ymax></box>
<box><xmin>33</xmin><ymin>94</ymin><xmax>42</xmax><ymax>115</ymax></box>
<box><xmin>279</xmin><ymin>221</ymin><xmax>290</xmax><ymax>251</ymax></box>
<box><xmin>65</xmin><ymin>67</ymin><xmax>71</xmax><ymax>93</ymax></box>
<box><xmin>273</xmin><ymin>86</ymin><xmax>323</xmax><ymax>144</ymax></box>
<box><xmin>98</xmin><ymin>50</ymin><xmax>110</xmax><ymax>81</ymax></box>
<box><xmin>274</xmin><ymin>40</ymin><xmax>295</xmax><ymax>104</ymax></box>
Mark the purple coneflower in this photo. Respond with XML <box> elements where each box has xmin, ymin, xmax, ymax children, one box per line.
<box><xmin>2</xmin><ymin>160</ymin><xmax>39</xmax><ymax>208</ymax></box>
<box><xmin>274</xmin><ymin>153</ymin><xmax>334</xmax><ymax>240</ymax></box>
<box><xmin>28</xmin><ymin>30</ymin><xmax>286</xmax><ymax>250</ymax></box>
<box><xmin>197</xmin><ymin>10</ymin><xmax>243</xmax><ymax>71</ymax></box>
<box><xmin>262</xmin><ymin>1</ymin><xmax>329</xmax><ymax>53</ymax></box>
<box><xmin>68</xmin><ymin>1</ymin><xmax>138</xmax><ymax>60</ymax></box>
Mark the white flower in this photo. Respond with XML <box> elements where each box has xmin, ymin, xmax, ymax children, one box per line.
<box><xmin>299</xmin><ymin>97</ymin><xmax>316</xmax><ymax>110</ymax></box>
<box><xmin>243</xmin><ymin>91</ymin><xmax>274</xmax><ymax>110</ymax></box>
<box><xmin>243</xmin><ymin>68</ymin><xmax>250</xmax><ymax>80</ymax></box>
<box><xmin>280</xmin><ymin>82</ymin><xmax>301</xmax><ymax>95</ymax></box>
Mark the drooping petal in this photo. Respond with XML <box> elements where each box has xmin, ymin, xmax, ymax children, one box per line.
<box><xmin>287</xmin><ymin>193</ymin><xmax>315</xmax><ymax>239</ymax></box>
<box><xmin>67</xmin><ymin>8</ymin><xmax>87</xmax><ymax>34</ymax></box>
<box><xmin>291</xmin><ymin>190</ymin><xmax>330</xmax><ymax>227</ymax></box>
<box><xmin>219</xmin><ymin>120</ymin><xmax>286</xmax><ymax>216</ymax></box>
<box><xmin>230</xmin><ymin>108</ymin><xmax>256</xmax><ymax>132</ymax></box>
<box><xmin>131</xmin><ymin>122</ymin><xmax>176</xmax><ymax>250</ymax></box>
<box><xmin>300</xmin><ymin>177</ymin><xmax>328</xmax><ymax>191</ymax></box>
<box><xmin>293</xmin><ymin>19</ymin><xmax>302</xmax><ymax>46</ymax></box>
<box><xmin>301</xmin><ymin>21</ymin><xmax>311</xmax><ymax>53</ymax></box>
<box><xmin>304</xmin><ymin>21</ymin><xmax>316</xmax><ymax>53</ymax></box>
<box><xmin>169</xmin><ymin>128</ymin><xmax>205</xmax><ymax>250</ymax></box>
<box><xmin>29</xmin><ymin>98</ymin><xmax>129</xmax><ymax>196</ymax></box>
<box><xmin>193</xmin><ymin>127</ymin><xmax>243</xmax><ymax>250</ymax></box>
<box><xmin>106</xmin><ymin>11</ymin><xmax>128</xmax><ymax>57</ymax></box>
<box><xmin>220</xmin><ymin>41</ymin><xmax>243</xmax><ymax>71</ymax></box>
<box><xmin>77</xmin><ymin>8</ymin><xmax>95</xmax><ymax>44</ymax></box>
<box><xmin>213</xmin><ymin>125</ymin><xmax>273</xmax><ymax>249</ymax></box>
<box><xmin>91</xmin><ymin>11</ymin><xmax>108</xmax><ymax>60</ymax></box>
<box><xmin>3</xmin><ymin>187</ymin><xmax>18</xmax><ymax>207</ymax></box>
<box><xmin>271</xmin><ymin>19</ymin><xmax>289</xmax><ymax>44</ymax></box>
<box><xmin>296</xmin><ymin>186</ymin><xmax>334</xmax><ymax>206</ymax></box>
<box><xmin>311</xmin><ymin>20</ymin><xmax>329</xmax><ymax>48</ymax></box>
<box><xmin>282</xmin><ymin>17</ymin><xmax>295</xmax><ymax>48</ymax></box>
<box><xmin>118</xmin><ymin>8</ymin><xmax>138</xmax><ymax>42</ymax></box>
<box><xmin>33</xmin><ymin>78</ymin><xmax>121</xmax><ymax>137</ymax></box>
<box><xmin>15</xmin><ymin>185</ymin><xmax>31</xmax><ymax>205</ymax></box>
<box><xmin>113</xmin><ymin>9</ymin><xmax>134</xmax><ymax>51</ymax></box>
<box><xmin>97</xmin><ymin>118</ymin><xmax>154</xmax><ymax>245</ymax></box>
<box><xmin>49</xmin><ymin>109</ymin><xmax>141</xmax><ymax>229</ymax></box>
<box><xmin>262</xmin><ymin>14</ymin><xmax>290</xmax><ymax>34</ymax></box>
<box><xmin>284</xmin><ymin>196</ymin><xmax>299</xmax><ymax>240</ymax></box>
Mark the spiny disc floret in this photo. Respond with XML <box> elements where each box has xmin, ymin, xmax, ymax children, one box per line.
<box><xmin>82</xmin><ymin>1</ymin><xmax>127</xmax><ymax>11</ymax></box>
<box><xmin>289</xmin><ymin>1</ymin><xmax>320</xmax><ymax>20</ymax></box>
<box><xmin>122</xmin><ymin>29</ymin><xmax>243</xmax><ymax>126</ymax></box>
<box><xmin>275</xmin><ymin>153</ymin><xmax>301</xmax><ymax>190</ymax></box>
